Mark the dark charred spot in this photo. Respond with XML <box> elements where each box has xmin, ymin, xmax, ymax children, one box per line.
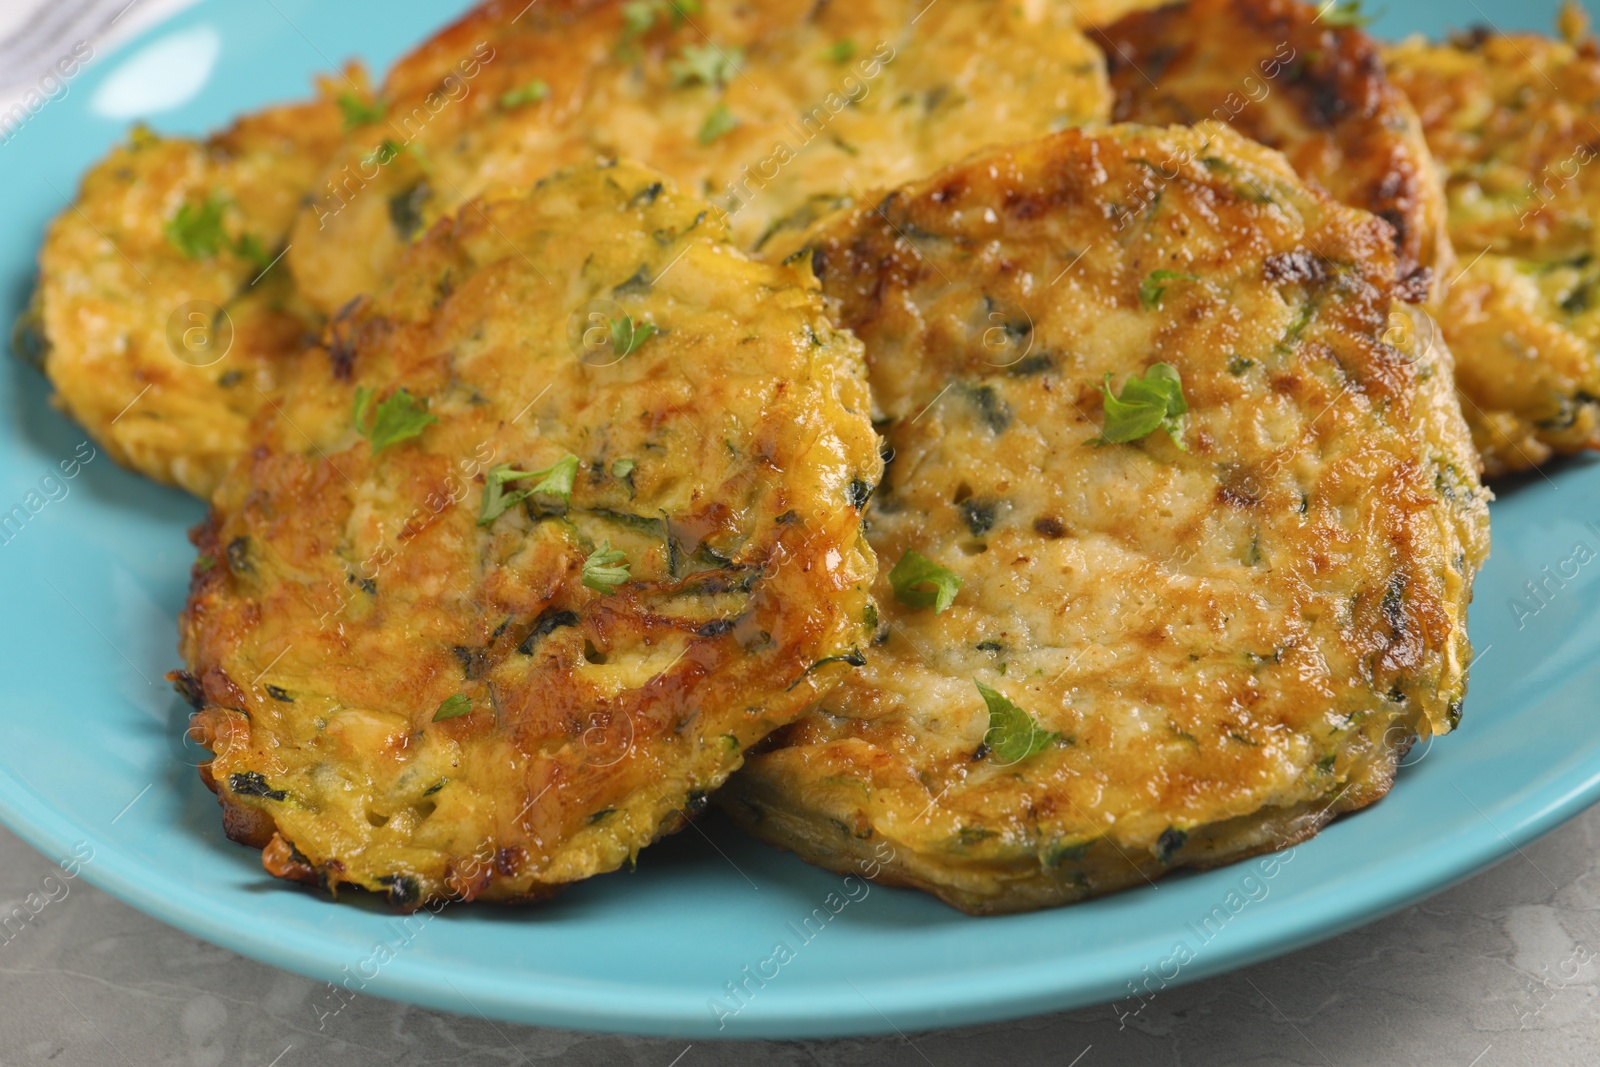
<box><xmin>1156</xmin><ymin>827</ymin><xmax>1187</xmax><ymax>864</ymax></box>
<box><xmin>1033</xmin><ymin>516</ymin><xmax>1066</xmax><ymax>539</ymax></box>
<box><xmin>265</xmin><ymin>685</ymin><xmax>294</xmax><ymax>703</ymax></box>
<box><xmin>630</xmin><ymin>181</ymin><xmax>664</xmax><ymax>206</ymax></box>
<box><xmin>495</xmin><ymin>846</ymin><xmax>526</xmax><ymax>877</ymax></box>
<box><xmin>685</xmin><ymin>790</ymin><xmax>711</xmax><ymax>816</ymax></box>
<box><xmin>697</xmin><ymin>618</ymin><xmax>736</xmax><ymax>638</ymax></box>
<box><xmin>328</xmin><ymin>328</ymin><xmax>357</xmax><ymax>381</ymax></box>
<box><xmin>229</xmin><ymin>772</ymin><xmax>287</xmax><ymax>802</ymax></box>
<box><xmin>169</xmin><ymin>670</ymin><xmax>205</xmax><ymax>710</ymax></box>
<box><xmin>376</xmin><ymin>874</ymin><xmax>421</xmax><ymax>909</ymax></box>
<box><xmin>1263</xmin><ymin>249</ymin><xmax>1328</xmax><ymax>286</ymax></box>
<box><xmin>388</xmin><ymin>179</ymin><xmax>432</xmax><ymax>242</ymax></box>
<box><xmin>518</xmin><ymin>608</ymin><xmax>579</xmax><ymax>655</ymax></box>
<box><xmin>225</xmin><ymin>536</ymin><xmax>252</xmax><ymax>575</ymax></box>
<box><xmin>451</xmin><ymin>645</ymin><xmax>489</xmax><ymax>680</ymax></box>
<box><xmin>846</xmin><ymin>479</ymin><xmax>873</xmax><ymax>509</ymax></box>
<box><xmin>1397</xmin><ymin>266</ymin><xmax>1433</xmax><ymax>305</ymax></box>
<box><xmin>349</xmin><ymin>572</ymin><xmax>377</xmax><ymax>595</ymax></box>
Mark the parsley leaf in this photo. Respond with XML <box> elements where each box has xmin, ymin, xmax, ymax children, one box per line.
<box><xmin>336</xmin><ymin>91</ymin><xmax>386</xmax><ymax>129</ymax></box>
<box><xmin>976</xmin><ymin>681</ymin><xmax>1059</xmax><ymax>763</ymax></box>
<box><xmin>500</xmin><ymin>80</ymin><xmax>550</xmax><ymax>109</ymax></box>
<box><xmin>165</xmin><ymin>194</ymin><xmax>274</xmax><ymax>268</ymax></box>
<box><xmin>825</xmin><ymin>40</ymin><xmax>857</xmax><ymax>63</ymax></box>
<box><xmin>1094</xmin><ymin>363</ymin><xmax>1188</xmax><ymax>449</ymax></box>
<box><xmin>699</xmin><ymin>102</ymin><xmax>738</xmax><ymax>144</ymax></box>
<box><xmin>610</xmin><ymin>315</ymin><xmax>657</xmax><ymax>356</ymax></box>
<box><xmin>583</xmin><ymin>540</ymin><xmax>632</xmax><ymax>593</ymax></box>
<box><xmin>477</xmin><ymin>455</ymin><xmax>580</xmax><ymax>525</ymax></box>
<box><xmin>888</xmin><ymin>549</ymin><xmax>963</xmax><ymax>614</ymax></box>
<box><xmin>433</xmin><ymin>693</ymin><xmax>472</xmax><ymax>722</ymax></box>
<box><xmin>621</xmin><ymin>0</ymin><xmax>700</xmax><ymax>38</ymax></box>
<box><xmin>233</xmin><ymin>232</ymin><xmax>273</xmax><ymax>273</ymax></box>
<box><xmin>670</xmin><ymin>43</ymin><xmax>742</xmax><ymax>87</ymax></box>
<box><xmin>1139</xmin><ymin>270</ymin><xmax>1200</xmax><ymax>308</ymax></box>
<box><xmin>1317</xmin><ymin>0</ymin><xmax>1380</xmax><ymax>27</ymax></box>
<box><xmin>165</xmin><ymin>195</ymin><xmax>229</xmax><ymax>258</ymax></box>
<box><xmin>352</xmin><ymin>386</ymin><xmax>438</xmax><ymax>453</ymax></box>
<box><xmin>611</xmin><ymin>458</ymin><xmax>636</xmax><ymax>479</ymax></box>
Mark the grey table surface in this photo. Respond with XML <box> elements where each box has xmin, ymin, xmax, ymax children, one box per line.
<box><xmin>3</xmin><ymin>805</ymin><xmax>1600</xmax><ymax>1067</ymax></box>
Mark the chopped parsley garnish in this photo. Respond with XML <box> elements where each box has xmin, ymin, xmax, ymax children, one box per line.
<box><xmin>610</xmin><ymin>315</ymin><xmax>657</xmax><ymax>356</ymax></box>
<box><xmin>670</xmin><ymin>43</ymin><xmax>742</xmax><ymax>87</ymax></box>
<box><xmin>336</xmin><ymin>91</ymin><xmax>386</xmax><ymax>129</ymax></box>
<box><xmin>622</xmin><ymin>0</ymin><xmax>700</xmax><ymax>38</ymax></box>
<box><xmin>233</xmin><ymin>232</ymin><xmax>273</xmax><ymax>273</ymax></box>
<box><xmin>1093</xmin><ymin>363</ymin><xmax>1188</xmax><ymax>449</ymax></box>
<box><xmin>825</xmin><ymin>40</ymin><xmax>857</xmax><ymax>63</ymax></box>
<box><xmin>500</xmin><ymin>80</ymin><xmax>550</xmax><ymax>109</ymax></box>
<box><xmin>478</xmin><ymin>454</ymin><xmax>580</xmax><ymax>525</ymax></box>
<box><xmin>165</xmin><ymin>194</ymin><xmax>279</xmax><ymax>267</ymax></box>
<box><xmin>699</xmin><ymin>102</ymin><xmax>738</xmax><ymax>144</ymax></box>
<box><xmin>611</xmin><ymin>458</ymin><xmax>636</xmax><ymax>479</ymax></box>
<box><xmin>888</xmin><ymin>549</ymin><xmax>963</xmax><ymax>614</ymax></box>
<box><xmin>433</xmin><ymin>693</ymin><xmax>472</xmax><ymax>721</ymax></box>
<box><xmin>583</xmin><ymin>540</ymin><xmax>632</xmax><ymax>593</ymax></box>
<box><xmin>977</xmin><ymin>681</ymin><xmax>1059</xmax><ymax>763</ymax></box>
<box><xmin>352</xmin><ymin>386</ymin><xmax>438</xmax><ymax>453</ymax></box>
<box><xmin>1317</xmin><ymin>0</ymin><xmax>1380</xmax><ymax>27</ymax></box>
<box><xmin>1139</xmin><ymin>270</ymin><xmax>1201</xmax><ymax>308</ymax></box>
<box><xmin>165</xmin><ymin>195</ymin><xmax>228</xmax><ymax>258</ymax></box>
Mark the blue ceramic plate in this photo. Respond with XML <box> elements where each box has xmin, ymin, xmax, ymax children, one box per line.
<box><xmin>0</xmin><ymin>0</ymin><xmax>1592</xmax><ymax>1040</ymax></box>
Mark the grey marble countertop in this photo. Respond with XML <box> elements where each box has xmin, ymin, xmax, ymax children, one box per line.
<box><xmin>3</xmin><ymin>806</ymin><xmax>1599</xmax><ymax>1067</ymax></box>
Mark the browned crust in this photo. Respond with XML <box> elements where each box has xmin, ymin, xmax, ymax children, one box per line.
<box><xmin>1092</xmin><ymin>0</ymin><xmax>1453</xmax><ymax>300</ymax></box>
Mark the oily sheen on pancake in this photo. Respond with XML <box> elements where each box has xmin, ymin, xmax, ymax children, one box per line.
<box><xmin>722</xmin><ymin>125</ymin><xmax>1491</xmax><ymax>914</ymax></box>
<box><xmin>177</xmin><ymin>163</ymin><xmax>882</xmax><ymax>908</ymax></box>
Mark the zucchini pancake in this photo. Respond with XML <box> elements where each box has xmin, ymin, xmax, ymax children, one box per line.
<box><xmin>1388</xmin><ymin>18</ymin><xmax>1600</xmax><ymax>475</ymax></box>
<box><xmin>287</xmin><ymin>0</ymin><xmax>1113</xmax><ymax>314</ymax></box>
<box><xmin>176</xmin><ymin>163</ymin><xmax>882</xmax><ymax>907</ymax></box>
<box><xmin>1090</xmin><ymin>0</ymin><xmax>1452</xmax><ymax>302</ymax></box>
<box><xmin>22</xmin><ymin>76</ymin><xmax>351</xmax><ymax>498</ymax></box>
<box><xmin>721</xmin><ymin>125</ymin><xmax>1491</xmax><ymax>914</ymax></box>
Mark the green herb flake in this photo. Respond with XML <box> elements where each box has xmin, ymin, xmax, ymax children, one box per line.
<box><xmin>583</xmin><ymin>540</ymin><xmax>632</xmax><ymax>593</ymax></box>
<box><xmin>1093</xmin><ymin>362</ymin><xmax>1188</xmax><ymax>449</ymax></box>
<box><xmin>195</xmin><ymin>554</ymin><xmax>216</xmax><ymax>573</ymax></box>
<box><xmin>611</xmin><ymin>458</ymin><xmax>637</xmax><ymax>480</ymax></box>
<box><xmin>621</xmin><ymin>0</ymin><xmax>700</xmax><ymax>40</ymax></box>
<box><xmin>352</xmin><ymin>386</ymin><xmax>438</xmax><ymax>453</ymax></box>
<box><xmin>336</xmin><ymin>91</ymin><xmax>386</xmax><ymax>129</ymax></box>
<box><xmin>433</xmin><ymin>693</ymin><xmax>472</xmax><ymax>722</ymax></box>
<box><xmin>977</xmin><ymin>681</ymin><xmax>1059</xmax><ymax>763</ymax></box>
<box><xmin>1139</xmin><ymin>269</ymin><xmax>1201</xmax><ymax>309</ymax></box>
<box><xmin>610</xmin><ymin>315</ymin><xmax>658</xmax><ymax>356</ymax></box>
<box><xmin>500</xmin><ymin>80</ymin><xmax>550</xmax><ymax>109</ymax></box>
<box><xmin>478</xmin><ymin>454</ymin><xmax>581</xmax><ymax>525</ymax></box>
<box><xmin>698</xmin><ymin>102</ymin><xmax>738</xmax><ymax>144</ymax></box>
<box><xmin>1317</xmin><ymin>0</ymin><xmax>1380</xmax><ymax>27</ymax></box>
<box><xmin>164</xmin><ymin>195</ymin><xmax>229</xmax><ymax>259</ymax></box>
<box><xmin>825</xmin><ymin>40</ymin><xmax>857</xmax><ymax>63</ymax></box>
<box><xmin>670</xmin><ymin>43</ymin><xmax>743</xmax><ymax>87</ymax></box>
<box><xmin>888</xmin><ymin>549</ymin><xmax>963</xmax><ymax>614</ymax></box>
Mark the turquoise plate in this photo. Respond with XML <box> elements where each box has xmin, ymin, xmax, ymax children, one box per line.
<box><xmin>0</xmin><ymin>0</ymin><xmax>1591</xmax><ymax>1040</ymax></box>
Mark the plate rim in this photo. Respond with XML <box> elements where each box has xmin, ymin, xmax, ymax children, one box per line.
<box><xmin>2</xmin><ymin>0</ymin><xmax>1597</xmax><ymax>1041</ymax></box>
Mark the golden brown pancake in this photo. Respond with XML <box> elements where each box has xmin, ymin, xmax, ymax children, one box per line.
<box><xmin>722</xmin><ymin>125</ymin><xmax>1490</xmax><ymax>914</ymax></box>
